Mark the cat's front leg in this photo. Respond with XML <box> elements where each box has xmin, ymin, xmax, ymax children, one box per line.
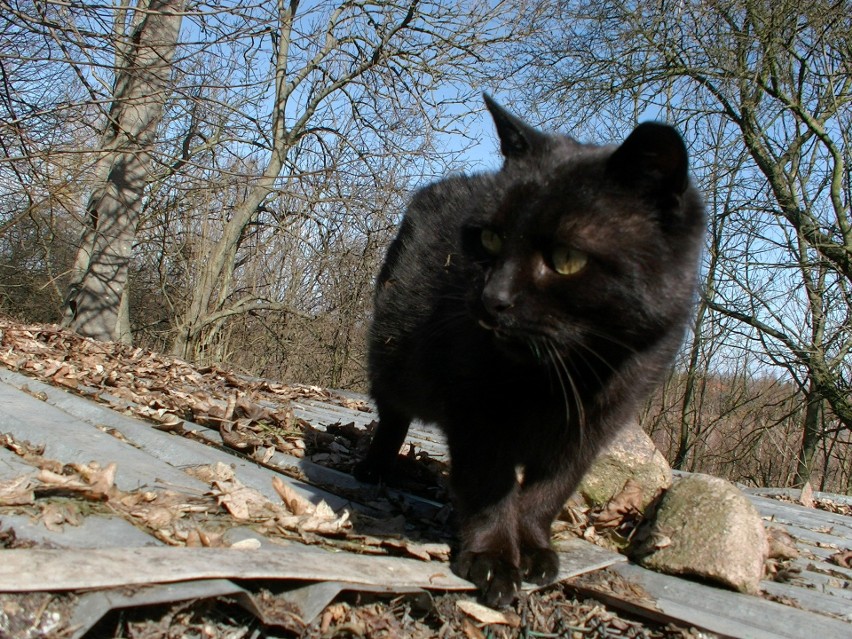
<box><xmin>516</xmin><ymin>459</ymin><xmax>589</xmax><ymax>585</ymax></box>
<box><xmin>516</xmin><ymin>489</ymin><xmax>561</xmax><ymax>585</ymax></box>
<box><xmin>449</xmin><ymin>442</ymin><xmax>523</xmax><ymax>607</ymax></box>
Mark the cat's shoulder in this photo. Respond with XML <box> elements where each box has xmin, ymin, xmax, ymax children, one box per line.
<box><xmin>411</xmin><ymin>171</ymin><xmax>496</xmax><ymax>205</ymax></box>
<box><xmin>399</xmin><ymin>171</ymin><xmax>498</xmax><ymax>231</ymax></box>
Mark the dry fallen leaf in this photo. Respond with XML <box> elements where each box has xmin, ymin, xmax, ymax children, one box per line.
<box><xmin>186</xmin><ymin>462</ymin><xmax>235</xmax><ymax>484</ymax></box>
<box><xmin>276</xmin><ymin>512</ymin><xmax>350</xmax><ymax>535</ymax></box>
<box><xmin>184</xmin><ymin>528</ymin><xmax>220</xmax><ymax>547</ymax></box>
<box><xmin>594</xmin><ymin>478</ymin><xmax>646</xmax><ymax>529</ymax></box>
<box><xmin>0</xmin><ymin>475</ymin><xmax>35</xmax><ymax>506</ymax></box>
<box><xmin>461</xmin><ymin>618</ymin><xmax>487</xmax><ymax>639</ymax></box>
<box><xmin>272</xmin><ymin>475</ymin><xmax>314</xmax><ymax>516</ymax></box>
<box><xmin>213</xmin><ymin>479</ymin><xmax>270</xmax><ymax>521</ymax></box>
<box><xmin>39</xmin><ymin>502</ymin><xmax>82</xmax><ymax>532</ymax></box>
<box><xmin>829</xmin><ymin>549</ymin><xmax>852</xmax><ymax>568</ymax></box>
<box><xmin>457</xmin><ymin>600</ymin><xmax>521</xmax><ymax>627</ymax></box>
<box><xmin>767</xmin><ymin>526</ymin><xmax>799</xmax><ymax>561</ymax></box>
<box><xmin>133</xmin><ymin>504</ymin><xmax>178</xmax><ymax>529</ymax></box>
<box><xmin>37</xmin><ymin>468</ymin><xmax>90</xmax><ymax>491</ymax></box>
<box><xmin>377</xmin><ymin>537</ymin><xmax>451</xmax><ymax>562</ymax></box>
<box><xmin>74</xmin><ymin>461</ymin><xmax>117</xmax><ymax>497</ymax></box>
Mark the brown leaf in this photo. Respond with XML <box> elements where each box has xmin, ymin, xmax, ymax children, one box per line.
<box><xmin>52</xmin><ymin>365</ymin><xmax>80</xmax><ymax>389</ymax></box>
<box><xmin>214</xmin><ymin>480</ymin><xmax>269</xmax><ymax>520</ymax></box>
<box><xmin>271</xmin><ymin>406</ymin><xmax>295</xmax><ymax>429</ymax></box>
<box><xmin>133</xmin><ymin>505</ymin><xmax>178</xmax><ymax>529</ymax></box>
<box><xmin>74</xmin><ymin>461</ymin><xmax>117</xmax><ymax>497</ymax></box>
<box><xmin>0</xmin><ymin>475</ymin><xmax>35</xmax><ymax>506</ymax></box>
<box><xmin>153</xmin><ymin>419</ymin><xmax>185</xmax><ymax>434</ymax></box>
<box><xmin>186</xmin><ymin>462</ymin><xmax>235</xmax><ymax>484</ymax></box>
<box><xmin>270</xmin><ymin>477</ymin><xmax>351</xmax><ymax>534</ymax></box>
<box><xmin>829</xmin><ymin>549</ymin><xmax>852</xmax><ymax>568</ymax></box>
<box><xmin>185</xmin><ymin>528</ymin><xmax>219</xmax><ymax>547</ymax></box>
<box><xmin>594</xmin><ymin>478</ymin><xmax>646</xmax><ymax>529</ymax></box>
<box><xmin>234</xmin><ymin>397</ymin><xmax>271</xmax><ymax>422</ymax></box>
<box><xmin>461</xmin><ymin>618</ymin><xmax>487</xmax><ymax>639</ymax></box>
<box><xmin>37</xmin><ymin>468</ymin><xmax>89</xmax><ymax>491</ymax></box>
<box><xmin>219</xmin><ymin>421</ymin><xmax>262</xmax><ymax>453</ymax></box>
<box><xmin>40</xmin><ymin>502</ymin><xmax>81</xmax><ymax>532</ymax></box>
<box><xmin>272</xmin><ymin>476</ymin><xmax>314</xmax><ymax>516</ymax></box>
<box><xmin>457</xmin><ymin>601</ymin><xmax>521</xmax><ymax>627</ymax></box>
<box><xmin>224</xmin><ymin>393</ymin><xmax>237</xmax><ymax>421</ymax></box>
<box><xmin>276</xmin><ymin>509</ymin><xmax>350</xmax><ymax>535</ymax></box>
<box><xmin>767</xmin><ymin>527</ymin><xmax>799</xmax><ymax>561</ymax></box>
<box><xmin>253</xmin><ymin>446</ymin><xmax>276</xmax><ymax>464</ymax></box>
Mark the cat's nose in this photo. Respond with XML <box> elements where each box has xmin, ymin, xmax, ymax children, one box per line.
<box><xmin>482</xmin><ymin>278</ymin><xmax>517</xmax><ymax>315</ymax></box>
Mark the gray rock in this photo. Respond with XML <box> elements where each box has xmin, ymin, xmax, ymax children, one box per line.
<box><xmin>633</xmin><ymin>473</ymin><xmax>768</xmax><ymax>594</ymax></box>
<box><xmin>576</xmin><ymin>421</ymin><xmax>672</xmax><ymax>512</ymax></box>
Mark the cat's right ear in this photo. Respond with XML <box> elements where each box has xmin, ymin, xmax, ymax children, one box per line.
<box><xmin>484</xmin><ymin>94</ymin><xmax>546</xmax><ymax>159</ymax></box>
<box><xmin>607</xmin><ymin>122</ymin><xmax>689</xmax><ymax>195</ymax></box>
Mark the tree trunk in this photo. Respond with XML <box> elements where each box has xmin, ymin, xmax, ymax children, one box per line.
<box><xmin>673</xmin><ymin>302</ymin><xmax>706</xmax><ymax>471</ymax></box>
<box><xmin>63</xmin><ymin>0</ymin><xmax>183</xmax><ymax>342</ymax></box>
<box><xmin>795</xmin><ymin>379</ymin><xmax>823</xmax><ymax>487</ymax></box>
<box><xmin>170</xmin><ymin>0</ymin><xmax>297</xmax><ymax>361</ymax></box>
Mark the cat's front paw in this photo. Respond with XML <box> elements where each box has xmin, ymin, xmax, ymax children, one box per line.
<box><xmin>520</xmin><ymin>547</ymin><xmax>559</xmax><ymax>585</ymax></box>
<box><xmin>456</xmin><ymin>551</ymin><xmax>520</xmax><ymax>608</ymax></box>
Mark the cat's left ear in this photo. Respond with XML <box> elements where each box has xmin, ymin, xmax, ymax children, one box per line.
<box><xmin>484</xmin><ymin>94</ymin><xmax>548</xmax><ymax>159</ymax></box>
<box><xmin>607</xmin><ymin>122</ymin><xmax>689</xmax><ymax>196</ymax></box>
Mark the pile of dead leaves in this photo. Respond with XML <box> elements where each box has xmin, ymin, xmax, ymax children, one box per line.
<box><xmin>0</xmin><ymin>433</ymin><xmax>350</xmax><ymax>545</ymax></box>
<box><xmin>552</xmin><ymin>479</ymin><xmax>654</xmax><ymax>555</ymax></box>
<box><xmin>0</xmin><ymin>318</ymin><xmax>371</xmax><ymax>465</ymax></box>
<box><xmin>300</xmin><ymin>586</ymin><xmax>699</xmax><ymax>639</ymax></box>
<box><xmin>0</xmin><ymin>583</ymin><xmax>700</xmax><ymax>639</ymax></box>
<box><xmin>0</xmin><ymin>432</ymin><xmax>451</xmax><ymax>563</ymax></box>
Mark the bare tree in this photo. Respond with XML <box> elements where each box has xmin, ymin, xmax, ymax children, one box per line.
<box><xmin>57</xmin><ymin>0</ymin><xmax>184</xmax><ymax>342</ymax></box>
<box><xmin>0</xmin><ymin>1</ymin><xmax>105</xmax><ymax>320</ymax></box>
<box><xmin>165</xmin><ymin>0</ymin><xmax>525</xmax><ymax>361</ymax></box>
<box><xmin>1</xmin><ymin>0</ymin><xmax>528</xmax><ymax>376</ymax></box>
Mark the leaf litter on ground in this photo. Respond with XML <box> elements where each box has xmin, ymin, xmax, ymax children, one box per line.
<box><xmin>0</xmin><ymin>318</ymin><xmax>709</xmax><ymax>638</ymax></box>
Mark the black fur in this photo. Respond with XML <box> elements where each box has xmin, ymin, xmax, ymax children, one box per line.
<box><xmin>355</xmin><ymin>96</ymin><xmax>705</xmax><ymax>607</ymax></box>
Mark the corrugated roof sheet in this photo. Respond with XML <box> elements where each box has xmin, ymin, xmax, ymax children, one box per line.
<box><xmin>0</xmin><ymin>365</ymin><xmax>849</xmax><ymax>638</ymax></box>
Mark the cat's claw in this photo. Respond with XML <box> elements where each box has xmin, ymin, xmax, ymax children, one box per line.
<box><xmin>457</xmin><ymin>551</ymin><xmax>521</xmax><ymax>608</ymax></box>
<box><xmin>520</xmin><ymin>547</ymin><xmax>559</xmax><ymax>585</ymax></box>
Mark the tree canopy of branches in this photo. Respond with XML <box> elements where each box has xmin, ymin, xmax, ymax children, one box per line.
<box><xmin>0</xmin><ymin>0</ymin><xmax>527</xmax><ymax>385</ymax></box>
<box><xmin>514</xmin><ymin>0</ymin><xmax>851</xmax><ymax>485</ymax></box>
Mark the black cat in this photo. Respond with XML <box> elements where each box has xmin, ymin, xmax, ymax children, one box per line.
<box><xmin>355</xmin><ymin>96</ymin><xmax>705</xmax><ymax>607</ymax></box>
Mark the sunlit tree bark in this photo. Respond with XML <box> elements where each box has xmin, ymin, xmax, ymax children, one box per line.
<box><xmin>62</xmin><ymin>0</ymin><xmax>183</xmax><ymax>342</ymax></box>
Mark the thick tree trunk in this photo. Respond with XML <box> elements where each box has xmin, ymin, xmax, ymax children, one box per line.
<box><xmin>795</xmin><ymin>379</ymin><xmax>823</xmax><ymax>487</ymax></box>
<box><xmin>63</xmin><ymin>0</ymin><xmax>183</xmax><ymax>343</ymax></box>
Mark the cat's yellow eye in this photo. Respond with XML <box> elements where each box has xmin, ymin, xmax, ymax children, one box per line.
<box><xmin>480</xmin><ymin>229</ymin><xmax>503</xmax><ymax>256</ymax></box>
<box><xmin>552</xmin><ymin>246</ymin><xmax>588</xmax><ymax>276</ymax></box>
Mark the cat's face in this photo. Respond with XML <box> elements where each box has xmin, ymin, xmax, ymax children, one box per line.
<box><xmin>462</xmin><ymin>98</ymin><xmax>704</xmax><ymax>366</ymax></box>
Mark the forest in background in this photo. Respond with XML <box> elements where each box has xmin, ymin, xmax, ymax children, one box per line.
<box><xmin>0</xmin><ymin>0</ymin><xmax>849</xmax><ymax>493</ymax></box>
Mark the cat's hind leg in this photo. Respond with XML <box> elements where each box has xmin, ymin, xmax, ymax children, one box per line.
<box><xmin>353</xmin><ymin>401</ymin><xmax>411</xmax><ymax>484</ymax></box>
